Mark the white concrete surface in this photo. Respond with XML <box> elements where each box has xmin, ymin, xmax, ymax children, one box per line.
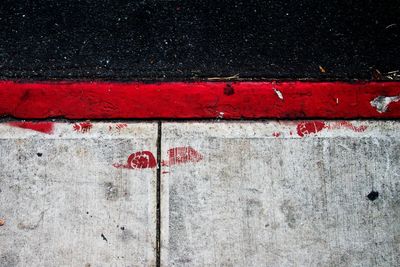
<box><xmin>2</xmin><ymin>120</ymin><xmax>400</xmax><ymax>266</ymax></box>
<box><xmin>0</xmin><ymin>122</ymin><xmax>157</xmax><ymax>266</ymax></box>
<box><xmin>161</xmin><ymin>121</ymin><xmax>400</xmax><ymax>266</ymax></box>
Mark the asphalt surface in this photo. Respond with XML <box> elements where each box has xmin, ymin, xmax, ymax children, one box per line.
<box><xmin>0</xmin><ymin>0</ymin><xmax>399</xmax><ymax>80</ymax></box>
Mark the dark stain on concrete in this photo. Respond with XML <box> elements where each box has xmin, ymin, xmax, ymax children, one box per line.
<box><xmin>101</xmin><ymin>233</ymin><xmax>108</xmax><ymax>242</ymax></box>
<box><xmin>104</xmin><ymin>182</ymin><xmax>119</xmax><ymax>201</ymax></box>
<box><xmin>245</xmin><ymin>199</ymin><xmax>262</xmax><ymax>216</ymax></box>
<box><xmin>118</xmin><ymin>227</ymin><xmax>135</xmax><ymax>242</ymax></box>
<box><xmin>280</xmin><ymin>200</ymin><xmax>296</xmax><ymax>229</ymax></box>
<box><xmin>367</xmin><ymin>190</ymin><xmax>379</xmax><ymax>201</ymax></box>
<box><xmin>0</xmin><ymin>252</ymin><xmax>19</xmax><ymax>267</ymax></box>
<box><xmin>17</xmin><ymin>211</ymin><xmax>44</xmax><ymax>230</ymax></box>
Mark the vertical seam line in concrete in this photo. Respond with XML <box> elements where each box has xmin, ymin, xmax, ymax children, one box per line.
<box><xmin>156</xmin><ymin>121</ymin><xmax>162</xmax><ymax>267</ymax></box>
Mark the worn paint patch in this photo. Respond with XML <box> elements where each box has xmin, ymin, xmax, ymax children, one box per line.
<box><xmin>162</xmin><ymin>147</ymin><xmax>203</xmax><ymax>167</ymax></box>
<box><xmin>273</xmin><ymin>88</ymin><xmax>284</xmax><ymax>100</ymax></box>
<box><xmin>73</xmin><ymin>122</ymin><xmax>93</xmax><ymax>133</ymax></box>
<box><xmin>297</xmin><ymin>121</ymin><xmax>367</xmax><ymax>137</ymax></box>
<box><xmin>7</xmin><ymin>122</ymin><xmax>54</xmax><ymax>134</ymax></box>
<box><xmin>113</xmin><ymin>151</ymin><xmax>157</xmax><ymax>169</ymax></box>
<box><xmin>370</xmin><ymin>95</ymin><xmax>400</xmax><ymax>113</ymax></box>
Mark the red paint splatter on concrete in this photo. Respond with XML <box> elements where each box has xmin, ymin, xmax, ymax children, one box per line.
<box><xmin>297</xmin><ymin>121</ymin><xmax>326</xmax><ymax>137</ymax></box>
<box><xmin>116</xmin><ymin>123</ymin><xmax>128</xmax><ymax>130</ymax></box>
<box><xmin>162</xmin><ymin>146</ymin><xmax>203</xmax><ymax>167</ymax></box>
<box><xmin>113</xmin><ymin>151</ymin><xmax>156</xmax><ymax>169</ymax></box>
<box><xmin>8</xmin><ymin>122</ymin><xmax>54</xmax><ymax>134</ymax></box>
<box><xmin>272</xmin><ymin>132</ymin><xmax>281</xmax><ymax>137</ymax></box>
<box><xmin>297</xmin><ymin>121</ymin><xmax>368</xmax><ymax>137</ymax></box>
<box><xmin>108</xmin><ymin>123</ymin><xmax>128</xmax><ymax>131</ymax></box>
<box><xmin>73</xmin><ymin>122</ymin><xmax>93</xmax><ymax>133</ymax></box>
<box><xmin>329</xmin><ymin>121</ymin><xmax>368</xmax><ymax>132</ymax></box>
<box><xmin>109</xmin><ymin>123</ymin><xmax>128</xmax><ymax>131</ymax></box>
<box><xmin>127</xmin><ymin>151</ymin><xmax>157</xmax><ymax>169</ymax></box>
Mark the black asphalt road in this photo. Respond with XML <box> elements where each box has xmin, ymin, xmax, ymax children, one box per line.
<box><xmin>0</xmin><ymin>0</ymin><xmax>399</xmax><ymax>80</ymax></box>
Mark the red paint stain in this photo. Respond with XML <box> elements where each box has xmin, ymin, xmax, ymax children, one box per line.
<box><xmin>297</xmin><ymin>121</ymin><xmax>326</xmax><ymax>137</ymax></box>
<box><xmin>162</xmin><ymin>146</ymin><xmax>203</xmax><ymax>167</ymax></box>
<box><xmin>113</xmin><ymin>151</ymin><xmax>156</xmax><ymax>169</ymax></box>
<box><xmin>8</xmin><ymin>122</ymin><xmax>54</xmax><ymax>134</ymax></box>
<box><xmin>330</xmin><ymin>121</ymin><xmax>368</xmax><ymax>132</ymax></box>
<box><xmin>272</xmin><ymin>132</ymin><xmax>281</xmax><ymax>137</ymax></box>
<box><xmin>116</xmin><ymin>123</ymin><xmax>128</xmax><ymax>130</ymax></box>
<box><xmin>109</xmin><ymin>123</ymin><xmax>128</xmax><ymax>131</ymax></box>
<box><xmin>73</xmin><ymin>122</ymin><xmax>93</xmax><ymax>133</ymax></box>
<box><xmin>297</xmin><ymin>121</ymin><xmax>368</xmax><ymax>137</ymax></box>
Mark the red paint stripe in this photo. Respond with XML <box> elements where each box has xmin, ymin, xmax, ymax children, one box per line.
<box><xmin>1</xmin><ymin>81</ymin><xmax>400</xmax><ymax>119</ymax></box>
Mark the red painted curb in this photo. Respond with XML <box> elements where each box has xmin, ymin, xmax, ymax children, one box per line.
<box><xmin>0</xmin><ymin>81</ymin><xmax>400</xmax><ymax>119</ymax></box>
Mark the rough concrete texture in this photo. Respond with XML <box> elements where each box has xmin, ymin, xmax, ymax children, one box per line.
<box><xmin>161</xmin><ymin>121</ymin><xmax>400</xmax><ymax>266</ymax></box>
<box><xmin>0</xmin><ymin>122</ymin><xmax>157</xmax><ymax>266</ymax></box>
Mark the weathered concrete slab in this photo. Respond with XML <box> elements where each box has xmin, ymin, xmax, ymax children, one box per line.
<box><xmin>161</xmin><ymin>121</ymin><xmax>400</xmax><ymax>266</ymax></box>
<box><xmin>0</xmin><ymin>122</ymin><xmax>157</xmax><ymax>266</ymax></box>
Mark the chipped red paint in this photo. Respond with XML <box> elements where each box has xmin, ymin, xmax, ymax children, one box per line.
<box><xmin>7</xmin><ymin>121</ymin><xmax>54</xmax><ymax>134</ymax></box>
<box><xmin>73</xmin><ymin>122</ymin><xmax>93</xmax><ymax>133</ymax></box>
<box><xmin>162</xmin><ymin>146</ymin><xmax>203</xmax><ymax>167</ymax></box>
<box><xmin>297</xmin><ymin>121</ymin><xmax>367</xmax><ymax>137</ymax></box>
<box><xmin>1</xmin><ymin>81</ymin><xmax>400</xmax><ymax>119</ymax></box>
<box><xmin>297</xmin><ymin>121</ymin><xmax>326</xmax><ymax>137</ymax></box>
<box><xmin>113</xmin><ymin>151</ymin><xmax>156</xmax><ymax>169</ymax></box>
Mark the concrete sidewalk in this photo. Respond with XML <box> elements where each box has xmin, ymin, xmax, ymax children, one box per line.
<box><xmin>0</xmin><ymin>122</ymin><xmax>157</xmax><ymax>266</ymax></box>
<box><xmin>161</xmin><ymin>121</ymin><xmax>400</xmax><ymax>266</ymax></box>
<box><xmin>0</xmin><ymin>121</ymin><xmax>399</xmax><ymax>266</ymax></box>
